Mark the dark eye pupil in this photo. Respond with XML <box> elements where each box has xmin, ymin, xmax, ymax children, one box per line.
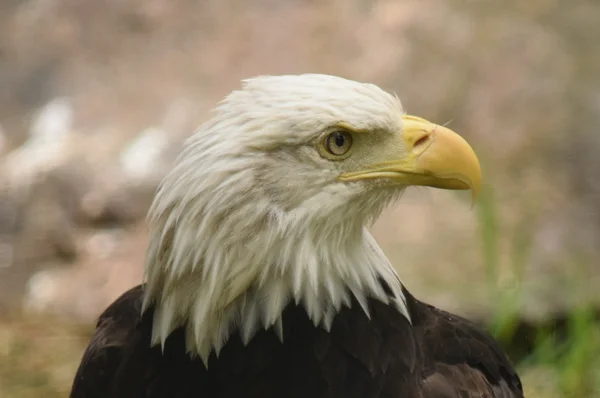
<box><xmin>323</xmin><ymin>131</ymin><xmax>352</xmax><ymax>157</ymax></box>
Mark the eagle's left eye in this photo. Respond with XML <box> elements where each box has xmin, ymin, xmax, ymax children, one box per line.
<box><xmin>325</xmin><ymin>131</ymin><xmax>353</xmax><ymax>156</ymax></box>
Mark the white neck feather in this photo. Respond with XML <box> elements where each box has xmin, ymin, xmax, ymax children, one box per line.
<box><xmin>143</xmin><ymin>197</ymin><xmax>408</xmax><ymax>365</ymax></box>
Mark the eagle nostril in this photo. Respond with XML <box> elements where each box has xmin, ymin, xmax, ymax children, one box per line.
<box><xmin>414</xmin><ymin>135</ymin><xmax>430</xmax><ymax>149</ymax></box>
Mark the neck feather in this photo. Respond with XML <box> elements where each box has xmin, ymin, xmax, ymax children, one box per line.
<box><xmin>143</xmin><ymin>208</ymin><xmax>408</xmax><ymax>365</ymax></box>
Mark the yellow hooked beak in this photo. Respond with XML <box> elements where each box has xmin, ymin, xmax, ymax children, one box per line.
<box><xmin>339</xmin><ymin>115</ymin><xmax>482</xmax><ymax>201</ymax></box>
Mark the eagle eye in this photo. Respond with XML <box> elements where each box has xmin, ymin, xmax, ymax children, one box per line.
<box><xmin>324</xmin><ymin>131</ymin><xmax>353</xmax><ymax>157</ymax></box>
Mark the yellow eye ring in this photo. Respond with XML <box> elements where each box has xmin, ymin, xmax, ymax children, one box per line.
<box><xmin>324</xmin><ymin>131</ymin><xmax>353</xmax><ymax>156</ymax></box>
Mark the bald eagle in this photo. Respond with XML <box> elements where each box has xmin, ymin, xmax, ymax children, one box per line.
<box><xmin>70</xmin><ymin>75</ymin><xmax>523</xmax><ymax>397</ymax></box>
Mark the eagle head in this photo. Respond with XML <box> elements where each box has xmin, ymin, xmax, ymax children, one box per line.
<box><xmin>142</xmin><ymin>74</ymin><xmax>481</xmax><ymax>364</ymax></box>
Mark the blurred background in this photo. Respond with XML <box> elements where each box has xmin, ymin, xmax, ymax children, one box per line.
<box><xmin>1</xmin><ymin>0</ymin><xmax>599</xmax><ymax>396</ymax></box>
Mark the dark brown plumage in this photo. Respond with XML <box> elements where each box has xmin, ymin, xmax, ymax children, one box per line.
<box><xmin>70</xmin><ymin>282</ymin><xmax>522</xmax><ymax>398</ymax></box>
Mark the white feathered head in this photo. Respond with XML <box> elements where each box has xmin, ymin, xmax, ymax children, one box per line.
<box><xmin>142</xmin><ymin>74</ymin><xmax>481</xmax><ymax>363</ymax></box>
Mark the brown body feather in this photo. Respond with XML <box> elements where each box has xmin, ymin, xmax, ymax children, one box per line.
<box><xmin>70</xmin><ymin>283</ymin><xmax>522</xmax><ymax>398</ymax></box>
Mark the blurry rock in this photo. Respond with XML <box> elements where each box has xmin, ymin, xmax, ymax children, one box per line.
<box><xmin>22</xmin><ymin>227</ymin><xmax>147</xmax><ymax>322</ymax></box>
<box><xmin>74</xmin><ymin>123</ymin><xmax>177</xmax><ymax>226</ymax></box>
<box><xmin>16</xmin><ymin>171</ymin><xmax>80</xmax><ymax>263</ymax></box>
<box><xmin>1</xmin><ymin>98</ymin><xmax>73</xmax><ymax>195</ymax></box>
<box><xmin>23</xmin><ymin>267</ymin><xmax>64</xmax><ymax>314</ymax></box>
<box><xmin>120</xmin><ymin>126</ymin><xmax>169</xmax><ymax>187</ymax></box>
<box><xmin>78</xmin><ymin>169</ymin><xmax>154</xmax><ymax>225</ymax></box>
<box><xmin>30</xmin><ymin>97</ymin><xmax>73</xmax><ymax>143</ymax></box>
<box><xmin>0</xmin><ymin>168</ymin><xmax>79</xmax><ymax>311</ymax></box>
<box><xmin>85</xmin><ymin>229</ymin><xmax>121</xmax><ymax>260</ymax></box>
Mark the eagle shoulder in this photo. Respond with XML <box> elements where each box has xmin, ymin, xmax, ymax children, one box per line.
<box><xmin>70</xmin><ymin>285</ymin><xmax>146</xmax><ymax>398</ymax></box>
<box><xmin>413</xmin><ymin>299</ymin><xmax>524</xmax><ymax>397</ymax></box>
